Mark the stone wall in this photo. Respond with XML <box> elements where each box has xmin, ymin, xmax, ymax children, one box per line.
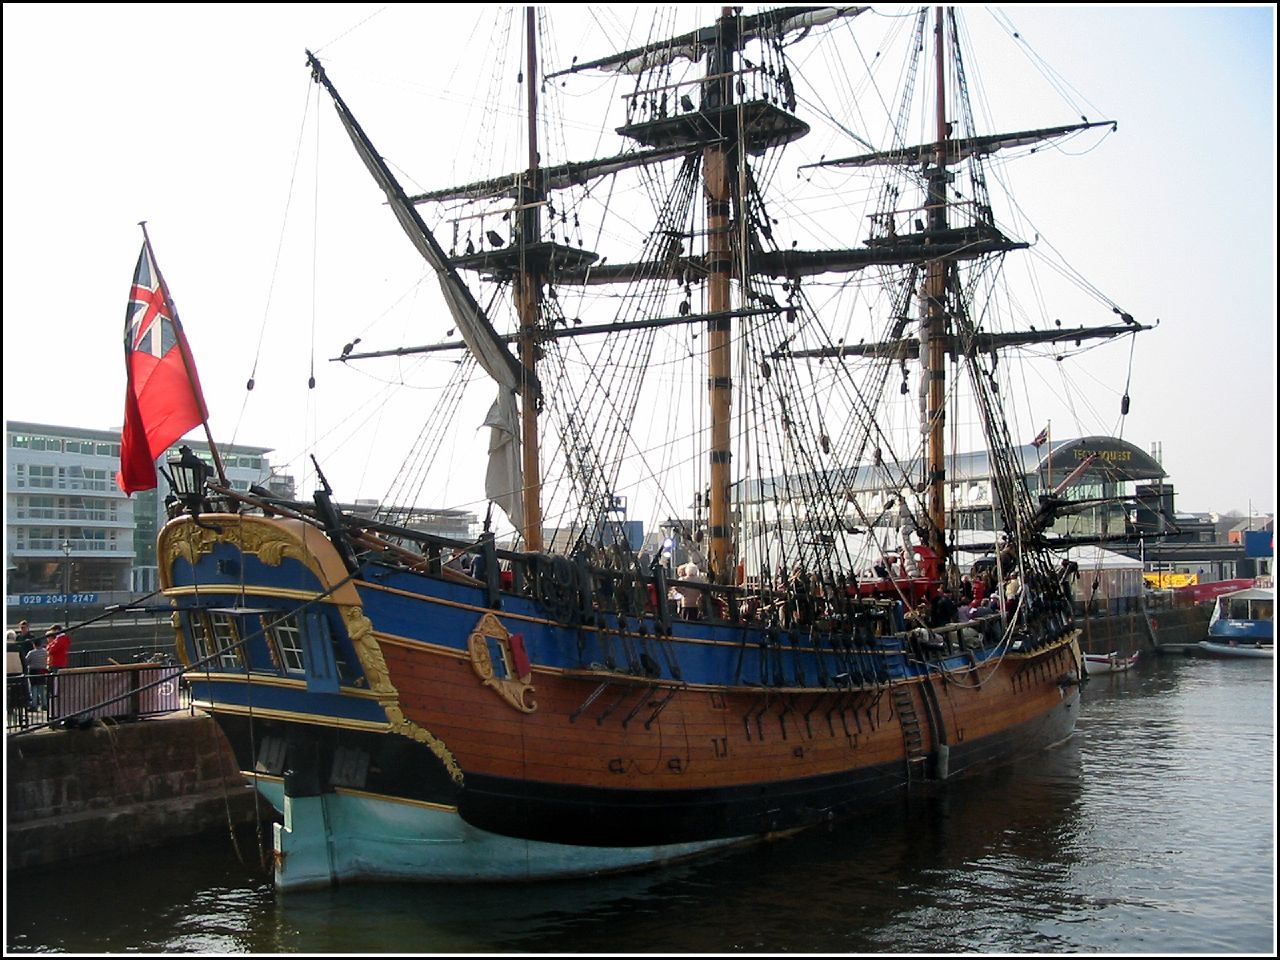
<box><xmin>6</xmin><ymin>711</ymin><xmax>270</xmax><ymax>871</ymax></box>
<box><xmin>1146</xmin><ymin>603</ymin><xmax>1213</xmax><ymax>651</ymax></box>
<box><xmin>1074</xmin><ymin>609</ymin><xmax>1153</xmax><ymax>658</ymax></box>
<box><xmin>1073</xmin><ymin>603</ymin><xmax>1212</xmax><ymax>657</ymax></box>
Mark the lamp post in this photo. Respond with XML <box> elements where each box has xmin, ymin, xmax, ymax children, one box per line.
<box><xmin>61</xmin><ymin>538</ymin><xmax>71</xmax><ymax>628</ymax></box>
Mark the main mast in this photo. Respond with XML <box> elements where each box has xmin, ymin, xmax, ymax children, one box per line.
<box><xmin>518</xmin><ymin>7</ymin><xmax>545</xmax><ymax>551</ymax></box>
<box><xmin>921</xmin><ymin>5</ymin><xmax>950</xmax><ymax>568</ymax></box>
<box><xmin>705</xmin><ymin>8</ymin><xmax>736</xmax><ymax>584</ymax></box>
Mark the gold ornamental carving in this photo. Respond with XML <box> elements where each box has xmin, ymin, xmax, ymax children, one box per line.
<box><xmin>159</xmin><ymin>516</ymin><xmax>322</xmax><ymax>585</ymax></box>
<box><xmin>468</xmin><ymin>612</ymin><xmax>537</xmax><ymax>713</ymax></box>
<box><xmin>339</xmin><ymin>605</ymin><xmax>464</xmax><ymax>784</ymax></box>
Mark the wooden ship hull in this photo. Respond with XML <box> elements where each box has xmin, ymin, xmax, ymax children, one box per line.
<box><xmin>160</xmin><ymin>514</ymin><xmax>1082</xmax><ymax>889</ymax></box>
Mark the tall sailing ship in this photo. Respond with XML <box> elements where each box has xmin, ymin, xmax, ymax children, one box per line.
<box><xmin>157</xmin><ymin>6</ymin><xmax>1148</xmax><ymax>889</ymax></box>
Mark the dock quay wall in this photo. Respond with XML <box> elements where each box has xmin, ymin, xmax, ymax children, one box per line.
<box><xmin>6</xmin><ymin>711</ymin><xmax>270</xmax><ymax>872</ymax></box>
<box><xmin>1074</xmin><ymin>609</ymin><xmax>1153</xmax><ymax>658</ymax></box>
<box><xmin>1146</xmin><ymin>603</ymin><xmax>1213</xmax><ymax>653</ymax></box>
<box><xmin>1073</xmin><ymin>602</ymin><xmax>1212</xmax><ymax>657</ymax></box>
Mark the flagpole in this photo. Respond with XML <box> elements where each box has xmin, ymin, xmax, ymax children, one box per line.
<box><xmin>138</xmin><ymin>222</ymin><xmax>228</xmax><ymax>487</ymax></box>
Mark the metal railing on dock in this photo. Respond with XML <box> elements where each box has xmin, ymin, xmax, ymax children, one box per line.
<box><xmin>5</xmin><ymin>661</ymin><xmax>191</xmax><ymax>734</ymax></box>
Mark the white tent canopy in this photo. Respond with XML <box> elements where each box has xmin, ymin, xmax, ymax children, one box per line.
<box><xmin>1055</xmin><ymin>543</ymin><xmax>1142</xmax><ymax>571</ymax></box>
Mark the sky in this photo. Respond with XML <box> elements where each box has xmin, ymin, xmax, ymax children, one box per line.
<box><xmin>3</xmin><ymin>3</ymin><xmax>1276</xmax><ymax>526</ymax></box>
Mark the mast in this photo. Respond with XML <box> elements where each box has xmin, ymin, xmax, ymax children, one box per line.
<box><xmin>705</xmin><ymin>8</ymin><xmax>736</xmax><ymax>583</ymax></box>
<box><xmin>921</xmin><ymin>5</ymin><xmax>949</xmax><ymax>568</ymax></box>
<box><xmin>518</xmin><ymin>7</ymin><xmax>545</xmax><ymax>552</ymax></box>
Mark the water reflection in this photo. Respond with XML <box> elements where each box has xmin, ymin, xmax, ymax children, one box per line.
<box><xmin>6</xmin><ymin>655</ymin><xmax>1274</xmax><ymax>954</ymax></box>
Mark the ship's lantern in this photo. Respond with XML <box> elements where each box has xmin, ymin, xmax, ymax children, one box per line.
<box><xmin>166</xmin><ymin>444</ymin><xmax>211</xmax><ymax>513</ymax></box>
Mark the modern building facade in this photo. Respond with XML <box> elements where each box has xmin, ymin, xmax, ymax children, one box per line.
<box><xmin>735</xmin><ymin>435</ymin><xmax>1167</xmax><ymax>538</ymax></box>
<box><xmin>733</xmin><ymin>434</ymin><xmax>1268</xmax><ymax>597</ymax></box>
<box><xmin>5</xmin><ymin>420</ymin><xmax>293</xmax><ymax>610</ymax></box>
<box><xmin>6</xmin><ymin>422</ymin><xmax>137</xmax><ymax>601</ymax></box>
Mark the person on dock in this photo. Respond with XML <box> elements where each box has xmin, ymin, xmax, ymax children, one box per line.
<box><xmin>45</xmin><ymin>625</ymin><xmax>71</xmax><ymax>713</ymax></box>
<box><xmin>16</xmin><ymin>619</ymin><xmax>36</xmax><ymax>671</ymax></box>
<box><xmin>46</xmin><ymin>625</ymin><xmax>71</xmax><ymax>672</ymax></box>
<box><xmin>7</xmin><ymin>628</ymin><xmax>30</xmax><ymax>714</ymax></box>
<box><xmin>25</xmin><ymin>635</ymin><xmax>49</xmax><ymax>711</ymax></box>
<box><xmin>16</xmin><ymin>618</ymin><xmax>35</xmax><ymax>647</ymax></box>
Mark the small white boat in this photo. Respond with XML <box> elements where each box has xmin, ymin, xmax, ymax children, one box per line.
<box><xmin>1084</xmin><ymin>651</ymin><xmax>1140</xmax><ymax>675</ymax></box>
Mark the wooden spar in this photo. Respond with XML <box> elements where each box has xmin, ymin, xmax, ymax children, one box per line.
<box><xmin>705</xmin><ymin>8</ymin><xmax>735</xmax><ymax>584</ymax></box>
<box><xmin>922</xmin><ymin>5</ymin><xmax>949</xmax><ymax>567</ymax></box>
<box><xmin>517</xmin><ymin>7</ymin><xmax>545</xmax><ymax>552</ymax></box>
<box><xmin>332</xmin><ymin>307</ymin><xmax>783</xmax><ymax>362</ymax></box>
<box><xmin>782</xmin><ymin>323</ymin><xmax>1151</xmax><ymax>361</ymax></box>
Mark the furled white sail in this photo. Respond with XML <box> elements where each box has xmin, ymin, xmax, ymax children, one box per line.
<box><xmin>482</xmin><ymin>390</ymin><xmax>524</xmax><ymax>532</ymax></box>
<box><xmin>549</xmin><ymin>7</ymin><xmax>867</xmax><ymax>77</ymax></box>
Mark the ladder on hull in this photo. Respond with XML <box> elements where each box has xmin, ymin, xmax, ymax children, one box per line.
<box><xmin>893</xmin><ymin>685</ymin><xmax>930</xmax><ymax>784</ymax></box>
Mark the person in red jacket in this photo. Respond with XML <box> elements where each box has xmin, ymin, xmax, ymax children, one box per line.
<box><xmin>45</xmin><ymin>625</ymin><xmax>71</xmax><ymax>716</ymax></box>
<box><xmin>46</xmin><ymin>625</ymin><xmax>71</xmax><ymax>671</ymax></box>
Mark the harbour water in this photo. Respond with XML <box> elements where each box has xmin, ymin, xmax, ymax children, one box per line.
<box><xmin>5</xmin><ymin>653</ymin><xmax>1274</xmax><ymax>954</ymax></box>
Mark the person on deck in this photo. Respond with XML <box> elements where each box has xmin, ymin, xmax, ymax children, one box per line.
<box><xmin>933</xmin><ymin>589</ymin><xmax>959</xmax><ymax>627</ymax></box>
<box><xmin>675</xmin><ymin>562</ymin><xmax>706</xmax><ymax>620</ymax></box>
<box><xmin>1059</xmin><ymin>559</ymin><xmax>1080</xmax><ymax>601</ymax></box>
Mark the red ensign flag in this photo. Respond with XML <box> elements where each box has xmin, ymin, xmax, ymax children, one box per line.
<box><xmin>116</xmin><ymin>242</ymin><xmax>208</xmax><ymax>494</ymax></box>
